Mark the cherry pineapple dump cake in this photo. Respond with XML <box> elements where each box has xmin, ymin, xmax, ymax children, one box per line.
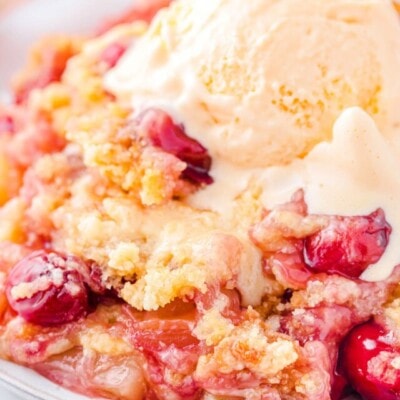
<box><xmin>1</xmin><ymin>0</ymin><xmax>400</xmax><ymax>399</ymax></box>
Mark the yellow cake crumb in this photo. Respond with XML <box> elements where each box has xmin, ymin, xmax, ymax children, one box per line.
<box><xmin>193</xmin><ymin>308</ymin><xmax>234</xmax><ymax>346</ymax></box>
<box><xmin>80</xmin><ymin>330</ymin><xmax>133</xmax><ymax>356</ymax></box>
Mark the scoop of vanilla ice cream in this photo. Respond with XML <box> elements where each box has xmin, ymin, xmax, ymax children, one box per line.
<box><xmin>259</xmin><ymin>107</ymin><xmax>400</xmax><ymax>282</ymax></box>
<box><xmin>105</xmin><ymin>0</ymin><xmax>400</xmax><ymax>168</ymax></box>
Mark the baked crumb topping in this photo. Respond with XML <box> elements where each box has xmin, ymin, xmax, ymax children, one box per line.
<box><xmin>0</xmin><ymin>2</ymin><xmax>400</xmax><ymax>400</ymax></box>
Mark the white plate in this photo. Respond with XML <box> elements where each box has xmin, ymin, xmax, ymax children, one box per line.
<box><xmin>0</xmin><ymin>1</ymin><xmax>131</xmax><ymax>398</ymax></box>
<box><xmin>0</xmin><ymin>360</ymin><xmax>88</xmax><ymax>400</ymax></box>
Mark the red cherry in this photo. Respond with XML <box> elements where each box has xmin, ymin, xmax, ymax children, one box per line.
<box><xmin>13</xmin><ymin>39</ymin><xmax>77</xmax><ymax>104</ymax></box>
<box><xmin>96</xmin><ymin>0</ymin><xmax>172</xmax><ymax>35</ymax></box>
<box><xmin>338</xmin><ymin>321</ymin><xmax>400</xmax><ymax>400</ymax></box>
<box><xmin>331</xmin><ymin>371</ymin><xmax>355</xmax><ymax>400</ymax></box>
<box><xmin>0</xmin><ymin>115</ymin><xmax>15</xmax><ymax>134</ymax></box>
<box><xmin>100</xmin><ymin>43</ymin><xmax>127</xmax><ymax>68</ymax></box>
<box><xmin>137</xmin><ymin>108</ymin><xmax>213</xmax><ymax>185</ymax></box>
<box><xmin>303</xmin><ymin>209</ymin><xmax>391</xmax><ymax>278</ymax></box>
<box><xmin>6</xmin><ymin>251</ymin><xmax>91</xmax><ymax>326</ymax></box>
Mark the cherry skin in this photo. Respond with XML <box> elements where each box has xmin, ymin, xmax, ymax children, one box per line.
<box><xmin>137</xmin><ymin>108</ymin><xmax>213</xmax><ymax>185</ymax></box>
<box><xmin>304</xmin><ymin>209</ymin><xmax>391</xmax><ymax>278</ymax></box>
<box><xmin>6</xmin><ymin>250</ymin><xmax>91</xmax><ymax>326</ymax></box>
<box><xmin>100</xmin><ymin>42</ymin><xmax>127</xmax><ymax>68</ymax></box>
<box><xmin>338</xmin><ymin>321</ymin><xmax>400</xmax><ymax>400</ymax></box>
<box><xmin>0</xmin><ymin>115</ymin><xmax>14</xmax><ymax>134</ymax></box>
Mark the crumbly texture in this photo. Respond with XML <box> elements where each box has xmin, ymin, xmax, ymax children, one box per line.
<box><xmin>106</xmin><ymin>0</ymin><xmax>400</xmax><ymax>168</ymax></box>
<box><xmin>0</xmin><ymin>3</ymin><xmax>400</xmax><ymax>400</ymax></box>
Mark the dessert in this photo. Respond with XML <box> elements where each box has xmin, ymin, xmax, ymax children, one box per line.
<box><xmin>0</xmin><ymin>0</ymin><xmax>400</xmax><ymax>399</ymax></box>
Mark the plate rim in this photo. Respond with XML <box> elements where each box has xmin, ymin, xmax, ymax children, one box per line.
<box><xmin>0</xmin><ymin>359</ymin><xmax>90</xmax><ymax>400</ymax></box>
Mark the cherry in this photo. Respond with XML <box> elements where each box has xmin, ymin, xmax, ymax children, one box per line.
<box><xmin>0</xmin><ymin>115</ymin><xmax>15</xmax><ymax>134</ymax></box>
<box><xmin>303</xmin><ymin>209</ymin><xmax>391</xmax><ymax>278</ymax></box>
<box><xmin>96</xmin><ymin>0</ymin><xmax>172</xmax><ymax>35</ymax></box>
<box><xmin>14</xmin><ymin>40</ymin><xmax>76</xmax><ymax>104</ymax></box>
<box><xmin>137</xmin><ymin>108</ymin><xmax>213</xmax><ymax>185</ymax></box>
<box><xmin>338</xmin><ymin>321</ymin><xmax>400</xmax><ymax>400</ymax></box>
<box><xmin>100</xmin><ymin>43</ymin><xmax>127</xmax><ymax>68</ymax></box>
<box><xmin>6</xmin><ymin>250</ymin><xmax>91</xmax><ymax>326</ymax></box>
<box><xmin>331</xmin><ymin>371</ymin><xmax>356</xmax><ymax>400</ymax></box>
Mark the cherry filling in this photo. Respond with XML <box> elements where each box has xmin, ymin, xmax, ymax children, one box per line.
<box><xmin>337</xmin><ymin>321</ymin><xmax>400</xmax><ymax>400</ymax></box>
<box><xmin>5</xmin><ymin>250</ymin><xmax>94</xmax><ymax>326</ymax></box>
<box><xmin>100</xmin><ymin>43</ymin><xmax>127</xmax><ymax>68</ymax></box>
<box><xmin>96</xmin><ymin>0</ymin><xmax>172</xmax><ymax>35</ymax></box>
<box><xmin>125</xmin><ymin>300</ymin><xmax>202</xmax><ymax>399</ymax></box>
<box><xmin>0</xmin><ymin>115</ymin><xmax>15</xmax><ymax>134</ymax></box>
<box><xmin>137</xmin><ymin>108</ymin><xmax>213</xmax><ymax>185</ymax></box>
<box><xmin>303</xmin><ymin>209</ymin><xmax>391</xmax><ymax>278</ymax></box>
